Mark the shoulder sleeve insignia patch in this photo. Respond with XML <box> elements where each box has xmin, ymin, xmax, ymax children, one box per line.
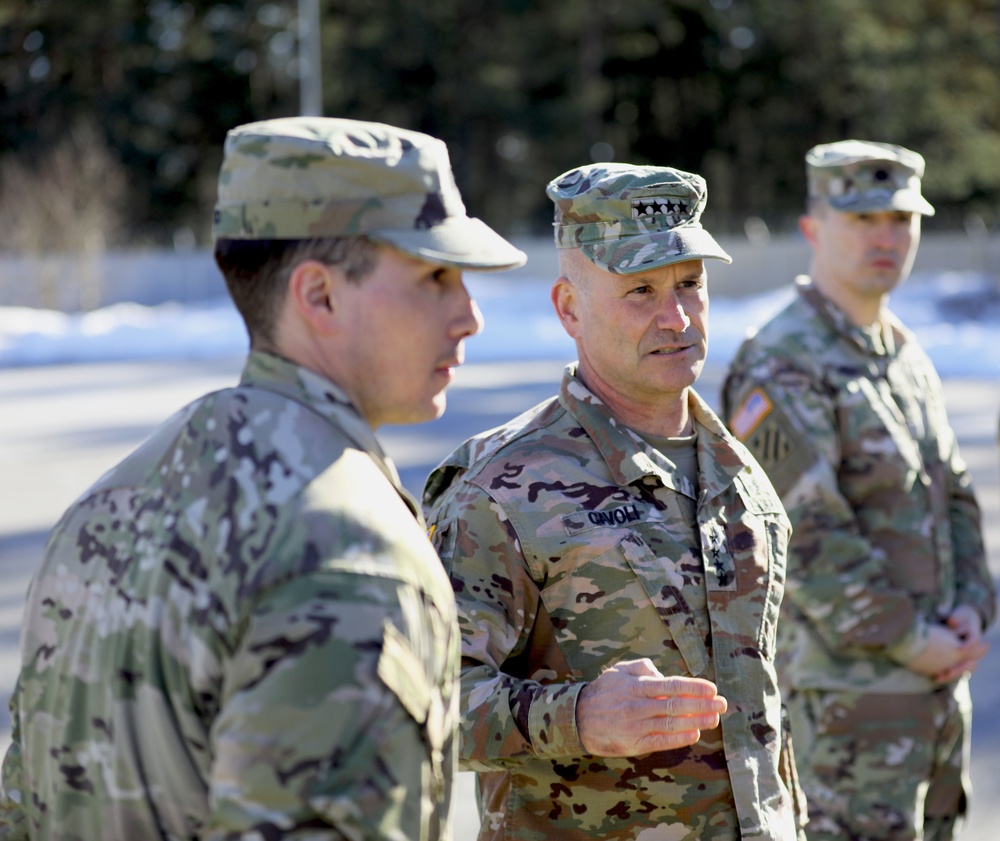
<box><xmin>728</xmin><ymin>387</ymin><xmax>773</xmax><ymax>441</ymax></box>
<box><xmin>746</xmin><ymin>417</ymin><xmax>793</xmax><ymax>473</ymax></box>
<box><xmin>730</xmin><ymin>388</ymin><xmax>815</xmax><ymax>494</ymax></box>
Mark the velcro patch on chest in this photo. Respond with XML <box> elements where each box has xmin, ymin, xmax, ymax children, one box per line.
<box><xmin>562</xmin><ymin>502</ymin><xmax>652</xmax><ymax>536</ymax></box>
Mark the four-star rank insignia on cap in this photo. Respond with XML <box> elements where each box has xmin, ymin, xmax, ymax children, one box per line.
<box><xmin>631</xmin><ymin>197</ymin><xmax>692</xmax><ymax>225</ymax></box>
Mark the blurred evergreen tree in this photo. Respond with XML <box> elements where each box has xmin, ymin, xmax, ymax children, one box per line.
<box><xmin>0</xmin><ymin>0</ymin><xmax>297</xmax><ymax>245</ymax></box>
<box><xmin>0</xmin><ymin>0</ymin><xmax>997</xmax><ymax>244</ymax></box>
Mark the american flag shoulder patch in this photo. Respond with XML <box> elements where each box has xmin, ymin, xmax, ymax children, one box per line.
<box><xmin>729</xmin><ymin>388</ymin><xmax>773</xmax><ymax>441</ymax></box>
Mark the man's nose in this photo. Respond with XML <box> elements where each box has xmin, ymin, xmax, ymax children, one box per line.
<box><xmin>452</xmin><ymin>283</ymin><xmax>484</xmax><ymax>339</ymax></box>
<box><xmin>656</xmin><ymin>292</ymin><xmax>691</xmax><ymax>332</ymax></box>
<box><xmin>871</xmin><ymin>219</ymin><xmax>901</xmax><ymax>248</ymax></box>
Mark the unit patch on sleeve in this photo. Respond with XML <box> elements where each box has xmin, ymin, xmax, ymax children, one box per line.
<box><xmin>729</xmin><ymin>388</ymin><xmax>773</xmax><ymax>441</ymax></box>
<box><xmin>729</xmin><ymin>385</ymin><xmax>817</xmax><ymax>496</ymax></box>
<box><xmin>745</xmin><ymin>417</ymin><xmax>793</xmax><ymax>473</ymax></box>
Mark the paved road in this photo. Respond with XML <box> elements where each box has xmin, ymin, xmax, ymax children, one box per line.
<box><xmin>1</xmin><ymin>357</ymin><xmax>997</xmax><ymax>838</ymax></box>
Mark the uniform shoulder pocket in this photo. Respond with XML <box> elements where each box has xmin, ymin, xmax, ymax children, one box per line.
<box><xmin>377</xmin><ymin>619</ymin><xmax>432</xmax><ymax>725</ymax></box>
<box><xmin>376</xmin><ymin>618</ymin><xmax>450</xmax><ymax>802</ymax></box>
<box><xmin>730</xmin><ymin>386</ymin><xmax>821</xmax><ymax>499</ymax></box>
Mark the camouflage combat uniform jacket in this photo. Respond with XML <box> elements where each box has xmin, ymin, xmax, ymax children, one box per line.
<box><xmin>0</xmin><ymin>351</ymin><xmax>459</xmax><ymax>841</ymax></box>
<box><xmin>423</xmin><ymin>365</ymin><xmax>802</xmax><ymax>841</ymax></box>
<box><xmin>722</xmin><ymin>278</ymin><xmax>996</xmax><ymax>693</ymax></box>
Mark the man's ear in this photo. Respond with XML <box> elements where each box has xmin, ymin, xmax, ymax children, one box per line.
<box><xmin>798</xmin><ymin>213</ymin><xmax>819</xmax><ymax>247</ymax></box>
<box><xmin>287</xmin><ymin>259</ymin><xmax>341</xmax><ymax>335</ymax></box>
<box><xmin>551</xmin><ymin>276</ymin><xmax>583</xmax><ymax>340</ymax></box>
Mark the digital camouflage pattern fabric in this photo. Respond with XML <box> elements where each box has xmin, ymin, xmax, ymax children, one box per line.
<box><xmin>546</xmin><ymin>163</ymin><xmax>732</xmax><ymax>274</ymax></box>
<box><xmin>722</xmin><ymin>278</ymin><xmax>995</xmax><ymax>691</ymax></box>
<box><xmin>423</xmin><ymin>365</ymin><xmax>805</xmax><ymax>841</ymax></box>
<box><xmin>787</xmin><ymin>684</ymin><xmax>970</xmax><ymax>841</ymax></box>
<box><xmin>0</xmin><ymin>351</ymin><xmax>460</xmax><ymax>841</ymax></box>
<box><xmin>722</xmin><ymin>278</ymin><xmax>996</xmax><ymax>839</ymax></box>
<box><xmin>212</xmin><ymin>117</ymin><xmax>526</xmax><ymax>271</ymax></box>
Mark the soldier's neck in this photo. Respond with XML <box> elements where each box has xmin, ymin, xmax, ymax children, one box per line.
<box><xmin>810</xmin><ymin>269</ymin><xmax>886</xmax><ymax>327</ymax></box>
<box><xmin>576</xmin><ymin>366</ymin><xmax>694</xmax><ymax>438</ymax></box>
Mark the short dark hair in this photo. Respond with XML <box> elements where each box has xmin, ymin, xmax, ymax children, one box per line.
<box><xmin>213</xmin><ymin>236</ymin><xmax>380</xmax><ymax>347</ymax></box>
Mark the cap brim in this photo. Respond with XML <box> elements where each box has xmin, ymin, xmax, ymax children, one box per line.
<box><xmin>829</xmin><ymin>189</ymin><xmax>935</xmax><ymax>217</ymax></box>
<box><xmin>372</xmin><ymin>217</ymin><xmax>527</xmax><ymax>272</ymax></box>
<box><xmin>580</xmin><ymin>227</ymin><xmax>733</xmax><ymax>275</ymax></box>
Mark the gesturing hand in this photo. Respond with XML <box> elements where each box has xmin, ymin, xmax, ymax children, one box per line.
<box><xmin>576</xmin><ymin>658</ymin><xmax>727</xmax><ymax>757</ymax></box>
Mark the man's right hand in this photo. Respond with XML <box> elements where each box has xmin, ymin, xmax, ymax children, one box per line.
<box><xmin>576</xmin><ymin>658</ymin><xmax>727</xmax><ymax>757</ymax></box>
<box><xmin>906</xmin><ymin>622</ymin><xmax>989</xmax><ymax>682</ymax></box>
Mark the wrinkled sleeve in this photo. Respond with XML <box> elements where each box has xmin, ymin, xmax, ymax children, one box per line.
<box><xmin>943</xmin><ymin>424</ymin><xmax>997</xmax><ymax>631</ymax></box>
<box><xmin>723</xmin><ymin>358</ymin><xmax>927</xmax><ymax>662</ymax></box>
<box><xmin>0</xmin><ymin>683</ymin><xmax>30</xmax><ymax>840</ymax></box>
<box><xmin>426</xmin><ymin>482</ymin><xmax>586</xmax><ymax>772</ymax></box>
<box><xmin>204</xmin><ymin>570</ymin><xmax>451</xmax><ymax>840</ymax></box>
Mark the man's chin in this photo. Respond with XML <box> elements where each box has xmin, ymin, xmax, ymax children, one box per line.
<box><xmin>375</xmin><ymin>396</ymin><xmax>447</xmax><ymax>429</ymax></box>
<box><xmin>414</xmin><ymin>401</ymin><xmax>447</xmax><ymax>426</ymax></box>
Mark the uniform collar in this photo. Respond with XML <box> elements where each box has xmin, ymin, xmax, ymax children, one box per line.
<box><xmin>559</xmin><ymin>364</ymin><xmax>747</xmax><ymax>505</ymax></box>
<box><xmin>795</xmin><ymin>275</ymin><xmax>902</xmax><ymax>359</ymax></box>
<box><xmin>239</xmin><ymin>351</ymin><xmax>419</xmax><ymax>519</ymax></box>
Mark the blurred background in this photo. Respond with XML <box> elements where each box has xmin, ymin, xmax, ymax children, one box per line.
<box><xmin>1</xmin><ymin>3</ymin><xmax>999</xmax><ymax>835</ymax></box>
<box><xmin>1</xmin><ymin>0</ymin><xmax>999</xmax><ymax>275</ymax></box>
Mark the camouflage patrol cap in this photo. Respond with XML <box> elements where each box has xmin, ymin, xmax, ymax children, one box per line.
<box><xmin>212</xmin><ymin>117</ymin><xmax>526</xmax><ymax>271</ymax></box>
<box><xmin>545</xmin><ymin>163</ymin><xmax>731</xmax><ymax>274</ymax></box>
<box><xmin>806</xmin><ymin>139</ymin><xmax>935</xmax><ymax>216</ymax></box>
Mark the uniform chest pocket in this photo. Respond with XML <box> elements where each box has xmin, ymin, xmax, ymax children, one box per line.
<box><xmin>842</xmin><ymin>377</ymin><xmax>925</xmax><ymax>489</ymax></box>
<box><xmin>617</xmin><ymin>532</ymin><xmax>710</xmax><ymax>677</ymax></box>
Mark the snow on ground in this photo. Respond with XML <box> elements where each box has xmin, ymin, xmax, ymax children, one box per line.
<box><xmin>1</xmin><ymin>270</ymin><xmax>999</xmax><ymax>378</ymax></box>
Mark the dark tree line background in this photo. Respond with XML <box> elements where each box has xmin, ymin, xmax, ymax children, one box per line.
<box><xmin>1</xmin><ymin>0</ymin><xmax>999</xmax><ymax>250</ymax></box>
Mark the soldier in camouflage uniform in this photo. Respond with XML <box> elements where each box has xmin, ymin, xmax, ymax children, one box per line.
<box><xmin>722</xmin><ymin>140</ymin><xmax>997</xmax><ymax>841</ymax></box>
<box><xmin>0</xmin><ymin>117</ymin><xmax>526</xmax><ymax>840</ymax></box>
<box><xmin>423</xmin><ymin>163</ymin><xmax>806</xmax><ymax>840</ymax></box>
